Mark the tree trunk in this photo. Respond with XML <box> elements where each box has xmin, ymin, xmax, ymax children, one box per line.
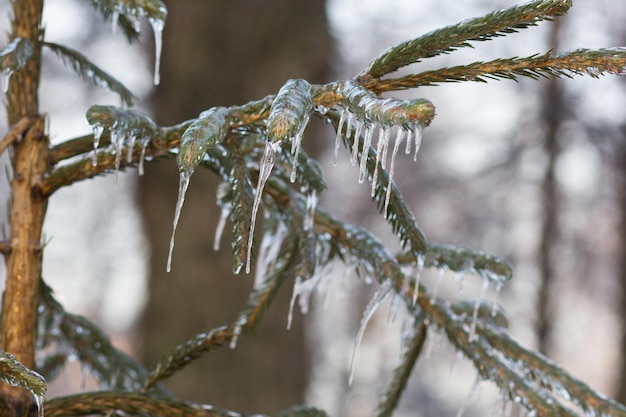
<box><xmin>139</xmin><ymin>2</ymin><xmax>332</xmax><ymax>414</ymax></box>
<box><xmin>1</xmin><ymin>0</ymin><xmax>47</xmax><ymax>415</ymax></box>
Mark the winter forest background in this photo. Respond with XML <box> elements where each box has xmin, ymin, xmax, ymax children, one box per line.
<box><xmin>2</xmin><ymin>0</ymin><xmax>626</xmax><ymax>416</ymax></box>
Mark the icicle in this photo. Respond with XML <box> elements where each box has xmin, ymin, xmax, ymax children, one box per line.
<box><xmin>469</xmin><ymin>278</ymin><xmax>490</xmax><ymax>341</ymax></box>
<box><xmin>491</xmin><ymin>391</ymin><xmax>508</xmax><ymax>417</ymax></box>
<box><xmin>424</xmin><ymin>325</ymin><xmax>444</xmax><ymax>359</ymax></box>
<box><xmin>138</xmin><ymin>138</ymin><xmax>149</xmax><ymax>175</ymax></box>
<box><xmin>449</xmin><ymin>350</ymin><xmax>464</xmax><ymax>376</ymax></box>
<box><xmin>405</xmin><ymin>126</ymin><xmax>412</xmax><ymax>155</ymax></box>
<box><xmin>345</xmin><ymin>111</ymin><xmax>353</xmax><ymax>140</ymax></box>
<box><xmin>349</xmin><ymin>279</ymin><xmax>393</xmax><ymax>385</ymax></box>
<box><xmin>213</xmin><ymin>203</ymin><xmax>231</xmax><ymax>251</ymax></box>
<box><xmin>246</xmin><ymin>142</ymin><xmax>278</xmax><ymax>274</ymax></box>
<box><xmin>413</xmin><ymin>124</ymin><xmax>424</xmax><ymax>161</ymax></box>
<box><xmin>430</xmin><ymin>268</ymin><xmax>446</xmax><ymax>305</ymax></box>
<box><xmin>304</xmin><ymin>190</ymin><xmax>318</xmax><ymax>231</ymax></box>
<box><xmin>166</xmin><ymin>172</ymin><xmax>191</xmax><ymax>272</ymax></box>
<box><xmin>350</xmin><ymin>119</ymin><xmax>363</xmax><ymax>166</ymax></box>
<box><xmin>456</xmin><ymin>376</ymin><xmax>482</xmax><ymax>417</ymax></box>
<box><xmin>492</xmin><ymin>282</ymin><xmax>503</xmax><ymax>317</ymax></box>
<box><xmin>33</xmin><ymin>393</ymin><xmax>44</xmax><ymax>417</ymax></box>
<box><xmin>358</xmin><ymin>125</ymin><xmax>374</xmax><ymax>183</ymax></box>
<box><xmin>383</xmin><ymin>128</ymin><xmax>405</xmax><ymax>218</ymax></box>
<box><xmin>371</xmin><ymin>126</ymin><xmax>386</xmax><ymax>197</ymax></box>
<box><xmin>2</xmin><ymin>69</ymin><xmax>12</xmax><ymax>93</ymax></box>
<box><xmin>290</xmin><ymin>131</ymin><xmax>305</xmax><ymax>182</ymax></box>
<box><xmin>287</xmin><ymin>276</ymin><xmax>302</xmax><ymax>330</ymax></box>
<box><xmin>455</xmin><ymin>271</ymin><xmax>466</xmax><ymax>294</ymax></box>
<box><xmin>334</xmin><ymin>110</ymin><xmax>347</xmax><ymax>166</ymax></box>
<box><xmin>80</xmin><ymin>364</ymin><xmax>89</xmax><ymax>392</ymax></box>
<box><xmin>112</xmin><ymin>130</ymin><xmax>124</xmax><ymax>184</ymax></box>
<box><xmin>149</xmin><ymin>18</ymin><xmax>164</xmax><ymax>86</ymax></box>
<box><xmin>126</xmin><ymin>134</ymin><xmax>136</xmax><ymax>163</ymax></box>
<box><xmin>91</xmin><ymin>124</ymin><xmax>104</xmax><ymax>166</ymax></box>
<box><xmin>111</xmin><ymin>9</ymin><xmax>119</xmax><ymax>36</ymax></box>
<box><xmin>412</xmin><ymin>254</ymin><xmax>425</xmax><ymax>305</ymax></box>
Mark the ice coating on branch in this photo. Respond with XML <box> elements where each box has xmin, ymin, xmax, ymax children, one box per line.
<box><xmin>166</xmin><ymin>172</ymin><xmax>190</xmax><ymax>273</ymax></box>
<box><xmin>349</xmin><ymin>279</ymin><xmax>393</xmax><ymax>385</ymax></box>
<box><xmin>247</xmin><ymin>142</ymin><xmax>279</xmax><ymax>274</ymax></box>
<box><xmin>149</xmin><ymin>17</ymin><xmax>164</xmax><ymax>85</ymax></box>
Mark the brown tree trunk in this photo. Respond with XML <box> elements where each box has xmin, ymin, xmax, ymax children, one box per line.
<box><xmin>1</xmin><ymin>0</ymin><xmax>47</xmax><ymax>415</ymax></box>
<box><xmin>139</xmin><ymin>2</ymin><xmax>332</xmax><ymax>415</ymax></box>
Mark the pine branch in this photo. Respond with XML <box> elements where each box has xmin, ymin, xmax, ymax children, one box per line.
<box><xmin>43</xmin><ymin>42</ymin><xmax>135</xmax><ymax>106</ymax></box>
<box><xmin>142</xmin><ymin>326</ymin><xmax>232</xmax><ymax>393</ymax></box>
<box><xmin>358</xmin><ymin>0</ymin><xmax>572</xmax><ymax>79</ymax></box>
<box><xmin>0</xmin><ymin>37</ymin><xmax>33</xmax><ymax>72</ymax></box>
<box><xmin>38</xmin><ymin>279</ymin><xmax>154</xmax><ymax>392</ymax></box>
<box><xmin>482</xmin><ymin>326</ymin><xmax>626</xmax><ymax>417</ymax></box>
<box><xmin>83</xmin><ymin>0</ymin><xmax>167</xmax><ymax>43</ymax></box>
<box><xmin>45</xmin><ymin>391</ymin><xmax>250</xmax><ymax>417</ymax></box>
<box><xmin>377</xmin><ymin>321</ymin><xmax>427</xmax><ymax>417</ymax></box>
<box><xmin>370</xmin><ymin>48</ymin><xmax>626</xmax><ymax>91</ymax></box>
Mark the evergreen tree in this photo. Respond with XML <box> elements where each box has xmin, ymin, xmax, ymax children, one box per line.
<box><xmin>1</xmin><ymin>0</ymin><xmax>626</xmax><ymax>416</ymax></box>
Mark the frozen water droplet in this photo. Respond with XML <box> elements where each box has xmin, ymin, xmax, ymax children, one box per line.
<box><xmin>247</xmin><ymin>142</ymin><xmax>278</xmax><ymax>274</ymax></box>
<box><xmin>349</xmin><ymin>279</ymin><xmax>392</xmax><ymax>385</ymax></box>
<box><xmin>166</xmin><ymin>172</ymin><xmax>191</xmax><ymax>272</ymax></box>
<box><xmin>316</xmin><ymin>105</ymin><xmax>328</xmax><ymax>114</ymax></box>
<box><xmin>304</xmin><ymin>190</ymin><xmax>318</xmax><ymax>231</ymax></box>
<box><xmin>413</xmin><ymin>124</ymin><xmax>424</xmax><ymax>161</ymax></box>
<box><xmin>469</xmin><ymin>278</ymin><xmax>490</xmax><ymax>341</ymax></box>
<box><xmin>91</xmin><ymin>124</ymin><xmax>104</xmax><ymax>166</ymax></box>
<box><xmin>430</xmin><ymin>268</ymin><xmax>446</xmax><ymax>305</ymax></box>
<box><xmin>334</xmin><ymin>110</ymin><xmax>347</xmax><ymax>166</ymax></box>
<box><xmin>214</xmin><ymin>203</ymin><xmax>231</xmax><ymax>251</ymax></box>
<box><xmin>2</xmin><ymin>69</ymin><xmax>13</xmax><ymax>93</ymax></box>
<box><xmin>384</xmin><ymin>128</ymin><xmax>405</xmax><ymax>218</ymax></box>
<box><xmin>358</xmin><ymin>125</ymin><xmax>374</xmax><ymax>183</ymax></box>
<box><xmin>149</xmin><ymin>18</ymin><xmax>164</xmax><ymax>86</ymax></box>
<box><xmin>350</xmin><ymin>119</ymin><xmax>364</xmax><ymax>166</ymax></box>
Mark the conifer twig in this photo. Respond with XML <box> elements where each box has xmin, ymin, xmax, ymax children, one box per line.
<box><xmin>45</xmin><ymin>391</ymin><xmax>249</xmax><ymax>417</ymax></box>
<box><xmin>367</xmin><ymin>49</ymin><xmax>626</xmax><ymax>91</ymax></box>
<box><xmin>358</xmin><ymin>0</ymin><xmax>572</xmax><ymax>79</ymax></box>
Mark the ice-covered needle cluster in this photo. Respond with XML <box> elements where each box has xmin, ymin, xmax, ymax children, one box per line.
<box><xmin>335</xmin><ymin>81</ymin><xmax>435</xmax><ymax>216</ymax></box>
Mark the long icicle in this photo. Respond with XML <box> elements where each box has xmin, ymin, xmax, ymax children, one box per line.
<box><xmin>167</xmin><ymin>172</ymin><xmax>191</xmax><ymax>272</ymax></box>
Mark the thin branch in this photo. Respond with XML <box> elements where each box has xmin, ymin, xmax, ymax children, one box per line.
<box><xmin>45</xmin><ymin>391</ymin><xmax>250</xmax><ymax>417</ymax></box>
<box><xmin>0</xmin><ymin>116</ymin><xmax>32</xmax><ymax>157</ymax></box>
<box><xmin>358</xmin><ymin>0</ymin><xmax>572</xmax><ymax>79</ymax></box>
